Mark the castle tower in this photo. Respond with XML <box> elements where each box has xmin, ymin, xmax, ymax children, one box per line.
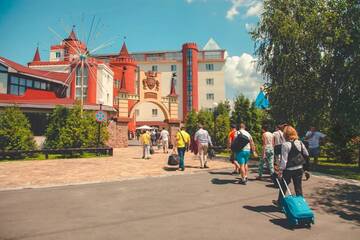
<box><xmin>182</xmin><ymin>43</ymin><xmax>199</xmax><ymax>115</ymax></box>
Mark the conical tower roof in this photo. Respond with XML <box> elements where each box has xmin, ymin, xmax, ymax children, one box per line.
<box><xmin>119</xmin><ymin>42</ymin><xmax>130</xmax><ymax>57</ymax></box>
<box><xmin>32</xmin><ymin>47</ymin><xmax>41</xmax><ymax>62</ymax></box>
<box><xmin>67</xmin><ymin>26</ymin><xmax>77</xmax><ymax>40</ymax></box>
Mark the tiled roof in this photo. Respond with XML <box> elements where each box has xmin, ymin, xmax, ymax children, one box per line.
<box><xmin>0</xmin><ymin>56</ymin><xmax>69</xmax><ymax>84</ymax></box>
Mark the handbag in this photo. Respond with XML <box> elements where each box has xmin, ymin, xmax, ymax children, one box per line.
<box><xmin>179</xmin><ymin>130</ymin><xmax>189</xmax><ymax>151</ymax></box>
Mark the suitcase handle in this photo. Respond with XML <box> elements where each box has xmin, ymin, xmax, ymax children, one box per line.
<box><xmin>275</xmin><ymin>177</ymin><xmax>292</xmax><ymax>197</ymax></box>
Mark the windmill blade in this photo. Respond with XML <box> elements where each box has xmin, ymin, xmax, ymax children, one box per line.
<box><xmin>59</xmin><ymin>61</ymin><xmax>81</xmax><ymax>97</ymax></box>
<box><xmin>89</xmin><ymin>36</ymin><xmax>120</xmax><ymax>55</ymax></box>
<box><xmin>85</xmin><ymin>60</ymin><xmax>107</xmax><ymax>95</ymax></box>
<box><xmin>86</xmin><ymin>15</ymin><xmax>96</xmax><ymax>47</ymax></box>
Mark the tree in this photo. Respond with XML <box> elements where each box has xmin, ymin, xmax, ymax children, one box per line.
<box><xmin>214</xmin><ymin>113</ymin><xmax>230</xmax><ymax>147</ymax></box>
<box><xmin>184</xmin><ymin>110</ymin><xmax>198</xmax><ymax>136</ymax></box>
<box><xmin>0</xmin><ymin>107</ymin><xmax>36</xmax><ymax>152</ymax></box>
<box><xmin>44</xmin><ymin>106</ymin><xmax>69</xmax><ymax>149</ymax></box>
<box><xmin>197</xmin><ymin>109</ymin><xmax>214</xmax><ymax>138</ymax></box>
<box><xmin>252</xmin><ymin>0</ymin><xmax>360</xmax><ymax>163</ymax></box>
<box><xmin>45</xmin><ymin>105</ymin><xmax>109</xmax><ymax>149</ymax></box>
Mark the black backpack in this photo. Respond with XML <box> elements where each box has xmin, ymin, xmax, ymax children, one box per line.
<box><xmin>231</xmin><ymin>131</ymin><xmax>250</xmax><ymax>152</ymax></box>
<box><xmin>286</xmin><ymin>141</ymin><xmax>305</xmax><ymax>169</ymax></box>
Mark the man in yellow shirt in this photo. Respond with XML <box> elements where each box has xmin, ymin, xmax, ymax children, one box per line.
<box><xmin>140</xmin><ymin>130</ymin><xmax>151</xmax><ymax>159</ymax></box>
<box><xmin>176</xmin><ymin>126</ymin><xmax>190</xmax><ymax>171</ymax></box>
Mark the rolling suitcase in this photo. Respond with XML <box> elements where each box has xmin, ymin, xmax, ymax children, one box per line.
<box><xmin>167</xmin><ymin>154</ymin><xmax>179</xmax><ymax>166</ymax></box>
<box><xmin>276</xmin><ymin>178</ymin><xmax>315</xmax><ymax>227</ymax></box>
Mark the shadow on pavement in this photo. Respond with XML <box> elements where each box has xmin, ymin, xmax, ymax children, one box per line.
<box><xmin>211</xmin><ymin>178</ymin><xmax>238</xmax><ymax>185</ymax></box>
<box><xmin>243</xmin><ymin>205</ymin><xmax>296</xmax><ymax>230</ymax></box>
<box><xmin>163</xmin><ymin>166</ymin><xmax>178</xmax><ymax>171</ymax></box>
<box><xmin>208</xmin><ymin>171</ymin><xmax>234</xmax><ymax>175</ymax></box>
<box><xmin>308</xmin><ymin>183</ymin><xmax>360</xmax><ymax>224</ymax></box>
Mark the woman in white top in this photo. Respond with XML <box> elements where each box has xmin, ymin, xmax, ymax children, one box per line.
<box><xmin>256</xmin><ymin>125</ymin><xmax>275</xmax><ymax>179</ymax></box>
<box><xmin>273</xmin><ymin>125</ymin><xmax>309</xmax><ymax>207</ymax></box>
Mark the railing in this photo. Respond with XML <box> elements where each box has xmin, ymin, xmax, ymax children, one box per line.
<box><xmin>0</xmin><ymin>147</ymin><xmax>113</xmax><ymax>160</ymax></box>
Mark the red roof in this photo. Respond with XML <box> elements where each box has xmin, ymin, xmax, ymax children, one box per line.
<box><xmin>32</xmin><ymin>47</ymin><xmax>41</xmax><ymax>62</ymax></box>
<box><xmin>67</xmin><ymin>29</ymin><xmax>77</xmax><ymax>41</ymax></box>
<box><xmin>0</xmin><ymin>56</ymin><xmax>69</xmax><ymax>85</ymax></box>
<box><xmin>119</xmin><ymin>42</ymin><xmax>130</xmax><ymax>57</ymax></box>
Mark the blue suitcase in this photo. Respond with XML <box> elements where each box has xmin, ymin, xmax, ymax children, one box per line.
<box><xmin>276</xmin><ymin>178</ymin><xmax>315</xmax><ymax>227</ymax></box>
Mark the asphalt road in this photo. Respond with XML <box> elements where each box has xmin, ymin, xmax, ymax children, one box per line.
<box><xmin>0</xmin><ymin>170</ymin><xmax>359</xmax><ymax>240</ymax></box>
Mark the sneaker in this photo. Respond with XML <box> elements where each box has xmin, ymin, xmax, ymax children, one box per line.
<box><xmin>204</xmin><ymin>165</ymin><xmax>209</xmax><ymax>168</ymax></box>
<box><xmin>231</xmin><ymin>171</ymin><xmax>238</xmax><ymax>175</ymax></box>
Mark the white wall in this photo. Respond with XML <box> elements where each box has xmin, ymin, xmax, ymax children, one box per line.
<box><xmin>96</xmin><ymin>64</ymin><xmax>114</xmax><ymax>107</ymax></box>
<box><xmin>133</xmin><ymin>101</ymin><xmax>165</xmax><ymax>122</ymax></box>
<box><xmin>198</xmin><ymin>61</ymin><xmax>225</xmax><ymax>110</ymax></box>
<box><xmin>49</xmin><ymin>49</ymin><xmax>64</xmax><ymax>62</ymax></box>
<box><xmin>29</xmin><ymin>64</ymin><xmax>70</xmax><ymax>73</ymax></box>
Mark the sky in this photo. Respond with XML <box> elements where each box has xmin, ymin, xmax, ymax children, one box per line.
<box><xmin>0</xmin><ymin>0</ymin><xmax>264</xmax><ymax>100</ymax></box>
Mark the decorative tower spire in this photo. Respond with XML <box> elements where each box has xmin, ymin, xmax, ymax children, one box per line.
<box><xmin>119</xmin><ymin>66</ymin><xmax>128</xmax><ymax>92</ymax></box>
<box><xmin>68</xmin><ymin>25</ymin><xmax>77</xmax><ymax>40</ymax></box>
<box><xmin>32</xmin><ymin>46</ymin><xmax>41</xmax><ymax>62</ymax></box>
<box><xmin>169</xmin><ymin>73</ymin><xmax>177</xmax><ymax>96</ymax></box>
<box><xmin>119</xmin><ymin>42</ymin><xmax>130</xmax><ymax>57</ymax></box>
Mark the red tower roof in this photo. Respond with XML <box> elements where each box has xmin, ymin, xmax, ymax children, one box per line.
<box><xmin>32</xmin><ymin>47</ymin><xmax>41</xmax><ymax>62</ymax></box>
<box><xmin>67</xmin><ymin>26</ymin><xmax>78</xmax><ymax>40</ymax></box>
<box><xmin>119</xmin><ymin>42</ymin><xmax>130</xmax><ymax>57</ymax></box>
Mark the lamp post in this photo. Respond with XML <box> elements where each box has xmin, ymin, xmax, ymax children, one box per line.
<box><xmin>213</xmin><ymin>102</ymin><xmax>218</xmax><ymax>146</ymax></box>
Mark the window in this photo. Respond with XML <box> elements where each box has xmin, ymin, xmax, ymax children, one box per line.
<box><xmin>55</xmin><ymin>52</ymin><xmax>61</xmax><ymax>58</ymax></box>
<box><xmin>206</xmin><ymin>93</ymin><xmax>214</xmax><ymax>100</ymax></box>
<box><xmin>206</xmin><ymin>78</ymin><xmax>214</xmax><ymax>85</ymax></box>
<box><xmin>152</xmin><ymin>65</ymin><xmax>158</xmax><ymax>72</ymax></box>
<box><xmin>152</xmin><ymin>109</ymin><xmax>158</xmax><ymax>117</ymax></box>
<box><xmin>171</xmin><ymin>65</ymin><xmax>176</xmax><ymax>72</ymax></box>
<box><xmin>114</xmin><ymin>80</ymin><xmax>120</xmax><ymax>88</ymax></box>
<box><xmin>0</xmin><ymin>72</ymin><xmax>8</xmax><ymax>94</ymax></box>
<box><xmin>34</xmin><ymin>81</ymin><xmax>41</xmax><ymax>89</ymax></box>
<box><xmin>26</xmin><ymin>80</ymin><xmax>33</xmax><ymax>88</ymax></box>
<box><xmin>135</xmin><ymin>109</ymin><xmax>140</xmax><ymax>117</ymax></box>
<box><xmin>205</xmin><ymin>64</ymin><xmax>214</xmax><ymax>71</ymax></box>
<box><xmin>9</xmin><ymin>76</ymin><xmax>27</xmax><ymax>96</ymax></box>
<box><xmin>75</xmin><ymin>66</ymin><xmax>88</xmax><ymax>101</ymax></box>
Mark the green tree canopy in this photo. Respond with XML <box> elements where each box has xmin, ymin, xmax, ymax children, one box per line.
<box><xmin>0</xmin><ymin>107</ymin><xmax>36</xmax><ymax>151</ymax></box>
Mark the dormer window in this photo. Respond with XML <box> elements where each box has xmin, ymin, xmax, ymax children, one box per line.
<box><xmin>55</xmin><ymin>52</ymin><xmax>61</xmax><ymax>58</ymax></box>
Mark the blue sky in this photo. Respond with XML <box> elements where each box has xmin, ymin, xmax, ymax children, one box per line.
<box><xmin>0</xmin><ymin>0</ymin><xmax>264</xmax><ymax>100</ymax></box>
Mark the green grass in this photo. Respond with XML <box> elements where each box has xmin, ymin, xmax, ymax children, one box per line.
<box><xmin>312</xmin><ymin>158</ymin><xmax>360</xmax><ymax>181</ymax></box>
<box><xmin>0</xmin><ymin>152</ymin><xmax>110</xmax><ymax>162</ymax></box>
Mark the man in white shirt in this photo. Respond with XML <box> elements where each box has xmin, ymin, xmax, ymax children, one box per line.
<box><xmin>160</xmin><ymin>128</ymin><xmax>170</xmax><ymax>153</ymax></box>
<box><xmin>305</xmin><ymin>127</ymin><xmax>326</xmax><ymax>164</ymax></box>
<box><xmin>194</xmin><ymin>124</ymin><xmax>213</xmax><ymax>168</ymax></box>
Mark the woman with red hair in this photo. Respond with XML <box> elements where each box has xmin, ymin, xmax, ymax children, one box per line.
<box><xmin>273</xmin><ymin>125</ymin><xmax>309</xmax><ymax>207</ymax></box>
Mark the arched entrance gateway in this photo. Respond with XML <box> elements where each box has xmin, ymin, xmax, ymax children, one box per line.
<box><xmin>108</xmin><ymin>70</ymin><xmax>180</xmax><ymax>148</ymax></box>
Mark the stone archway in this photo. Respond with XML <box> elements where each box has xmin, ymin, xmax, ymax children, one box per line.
<box><xmin>107</xmin><ymin>70</ymin><xmax>180</xmax><ymax>148</ymax></box>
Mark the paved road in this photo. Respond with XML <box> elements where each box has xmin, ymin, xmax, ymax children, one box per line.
<box><xmin>0</xmin><ymin>170</ymin><xmax>359</xmax><ymax>240</ymax></box>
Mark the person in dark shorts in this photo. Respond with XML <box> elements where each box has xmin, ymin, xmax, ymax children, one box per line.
<box><xmin>228</xmin><ymin>124</ymin><xmax>239</xmax><ymax>174</ymax></box>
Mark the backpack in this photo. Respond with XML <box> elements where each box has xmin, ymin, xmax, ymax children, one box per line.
<box><xmin>231</xmin><ymin>131</ymin><xmax>250</xmax><ymax>152</ymax></box>
<box><xmin>286</xmin><ymin>141</ymin><xmax>305</xmax><ymax>169</ymax></box>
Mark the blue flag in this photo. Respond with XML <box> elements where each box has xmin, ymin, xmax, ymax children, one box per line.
<box><xmin>255</xmin><ymin>90</ymin><xmax>269</xmax><ymax>109</ymax></box>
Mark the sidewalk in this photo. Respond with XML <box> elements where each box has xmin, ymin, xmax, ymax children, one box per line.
<box><xmin>0</xmin><ymin>146</ymin><xmax>231</xmax><ymax>190</ymax></box>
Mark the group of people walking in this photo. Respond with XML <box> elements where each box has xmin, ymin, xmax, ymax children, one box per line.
<box><xmin>139</xmin><ymin>127</ymin><xmax>170</xmax><ymax>159</ymax></box>
<box><xmin>140</xmin><ymin>122</ymin><xmax>325</xmax><ymax>209</ymax></box>
<box><xmin>228</xmin><ymin>122</ymin><xmax>325</xmax><ymax>207</ymax></box>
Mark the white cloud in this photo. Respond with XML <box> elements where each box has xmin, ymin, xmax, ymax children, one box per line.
<box><xmin>245</xmin><ymin>1</ymin><xmax>263</xmax><ymax>17</ymax></box>
<box><xmin>226</xmin><ymin>0</ymin><xmax>245</xmax><ymax>20</ymax></box>
<box><xmin>186</xmin><ymin>0</ymin><xmax>193</xmax><ymax>3</ymax></box>
<box><xmin>245</xmin><ymin>23</ymin><xmax>255</xmax><ymax>32</ymax></box>
<box><xmin>224</xmin><ymin>53</ymin><xmax>264</xmax><ymax>100</ymax></box>
<box><xmin>226</xmin><ymin>0</ymin><xmax>263</xmax><ymax>20</ymax></box>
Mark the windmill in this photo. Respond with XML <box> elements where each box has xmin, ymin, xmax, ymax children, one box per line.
<box><xmin>47</xmin><ymin>18</ymin><xmax>119</xmax><ymax>115</ymax></box>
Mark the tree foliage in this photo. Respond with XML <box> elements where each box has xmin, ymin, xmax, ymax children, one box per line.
<box><xmin>252</xmin><ymin>0</ymin><xmax>360</xmax><ymax>163</ymax></box>
<box><xmin>45</xmin><ymin>105</ymin><xmax>109</xmax><ymax>149</ymax></box>
<box><xmin>0</xmin><ymin>107</ymin><xmax>36</xmax><ymax>152</ymax></box>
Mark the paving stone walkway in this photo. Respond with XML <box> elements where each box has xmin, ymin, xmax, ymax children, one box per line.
<box><xmin>0</xmin><ymin>146</ymin><xmax>231</xmax><ymax>190</ymax></box>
